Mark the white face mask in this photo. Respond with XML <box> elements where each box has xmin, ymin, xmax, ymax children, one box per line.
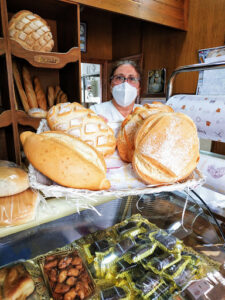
<box><xmin>112</xmin><ymin>82</ymin><xmax>137</xmax><ymax>107</ymax></box>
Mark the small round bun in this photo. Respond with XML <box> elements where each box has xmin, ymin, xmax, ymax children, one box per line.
<box><xmin>117</xmin><ymin>103</ymin><xmax>174</xmax><ymax>162</ymax></box>
<box><xmin>133</xmin><ymin>112</ymin><xmax>200</xmax><ymax>185</ymax></box>
<box><xmin>0</xmin><ymin>160</ymin><xmax>29</xmax><ymax>197</ymax></box>
<box><xmin>28</xmin><ymin>108</ymin><xmax>47</xmax><ymax>118</ymax></box>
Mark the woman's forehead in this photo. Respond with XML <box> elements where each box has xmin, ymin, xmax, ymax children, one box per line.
<box><xmin>114</xmin><ymin>64</ymin><xmax>138</xmax><ymax>76</ymax></box>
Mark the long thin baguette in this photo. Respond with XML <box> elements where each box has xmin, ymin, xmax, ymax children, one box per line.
<box><xmin>12</xmin><ymin>61</ymin><xmax>30</xmax><ymax>112</ymax></box>
<box><xmin>34</xmin><ymin>77</ymin><xmax>47</xmax><ymax>110</ymax></box>
<box><xmin>22</xmin><ymin>66</ymin><xmax>38</xmax><ymax>108</ymax></box>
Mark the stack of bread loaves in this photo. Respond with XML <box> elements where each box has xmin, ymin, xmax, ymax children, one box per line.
<box><xmin>0</xmin><ymin>161</ymin><xmax>39</xmax><ymax>226</ymax></box>
<box><xmin>117</xmin><ymin>102</ymin><xmax>200</xmax><ymax>185</ymax></box>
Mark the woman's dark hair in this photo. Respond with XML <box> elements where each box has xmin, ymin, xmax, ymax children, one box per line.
<box><xmin>110</xmin><ymin>60</ymin><xmax>142</xmax><ymax>83</ymax></box>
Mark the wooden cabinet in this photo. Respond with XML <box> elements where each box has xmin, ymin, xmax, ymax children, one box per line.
<box><xmin>72</xmin><ymin>0</ymin><xmax>189</xmax><ymax>30</ymax></box>
<box><xmin>0</xmin><ymin>0</ymin><xmax>81</xmax><ymax>164</ymax></box>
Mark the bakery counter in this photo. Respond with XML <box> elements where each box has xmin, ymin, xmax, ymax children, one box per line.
<box><xmin>1</xmin><ymin>191</ymin><xmax>225</xmax><ymax>268</ymax></box>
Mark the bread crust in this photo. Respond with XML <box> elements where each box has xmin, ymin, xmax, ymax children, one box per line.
<box><xmin>20</xmin><ymin>131</ymin><xmax>110</xmax><ymax>190</ymax></box>
<box><xmin>0</xmin><ymin>188</ymin><xmax>39</xmax><ymax>226</ymax></box>
<box><xmin>0</xmin><ymin>161</ymin><xmax>29</xmax><ymax>197</ymax></box>
<box><xmin>117</xmin><ymin>103</ymin><xmax>174</xmax><ymax>162</ymax></box>
<box><xmin>132</xmin><ymin>112</ymin><xmax>200</xmax><ymax>184</ymax></box>
<box><xmin>34</xmin><ymin>77</ymin><xmax>47</xmax><ymax>110</ymax></box>
<box><xmin>47</xmin><ymin>102</ymin><xmax>116</xmax><ymax>157</ymax></box>
<box><xmin>22</xmin><ymin>66</ymin><xmax>38</xmax><ymax>108</ymax></box>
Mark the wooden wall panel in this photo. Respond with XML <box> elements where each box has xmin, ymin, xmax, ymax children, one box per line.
<box><xmin>142</xmin><ymin>0</ymin><xmax>225</xmax><ymax>95</ymax></box>
<box><xmin>71</xmin><ymin>0</ymin><xmax>188</xmax><ymax>30</ymax></box>
<box><xmin>80</xmin><ymin>7</ymin><xmax>112</xmax><ymax>60</ymax></box>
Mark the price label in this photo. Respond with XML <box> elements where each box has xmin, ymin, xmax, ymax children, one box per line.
<box><xmin>34</xmin><ymin>55</ymin><xmax>60</xmax><ymax>64</ymax></box>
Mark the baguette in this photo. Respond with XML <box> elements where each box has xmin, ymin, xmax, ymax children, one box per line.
<box><xmin>20</xmin><ymin>131</ymin><xmax>111</xmax><ymax>190</ymax></box>
<box><xmin>12</xmin><ymin>61</ymin><xmax>30</xmax><ymax>112</ymax></box>
<box><xmin>47</xmin><ymin>85</ymin><xmax>55</xmax><ymax>107</ymax></box>
<box><xmin>54</xmin><ymin>85</ymin><xmax>61</xmax><ymax>99</ymax></box>
<box><xmin>132</xmin><ymin>112</ymin><xmax>200</xmax><ymax>185</ymax></box>
<box><xmin>34</xmin><ymin>77</ymin><xmax>47</xmax><ymax>110</ymax></box>
<box><xmin>56</xmin><ymin>89</ymin><xmax>64</xmax><ymax>104</ymax></box>
<box><xmin>59</xmin><ymin>91</ymin><xmax>68</xmax><ymax>103</ymax></box>
<box><xmin>22</xmin><ymin>66</ymin><xmax>38</xmax><ymax>108</ymax></box>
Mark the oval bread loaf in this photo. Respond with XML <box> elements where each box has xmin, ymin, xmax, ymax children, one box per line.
<box><xmin>117</xmin><ymin>102</ymin><xmax>174</xmax><ymax>162</ymax></box>
<box><xmin>132</xmin><ymin>112</ymin><xmax>200</xmax><ymax>185</ymax></box>
<box><xmin>8</xmin><ymin>10</ymin><xmax>54</xmax><ymax>52</ymax></box>
<box><xmin>0</xmin><ymin>160</ymin><xmax>29</xmax><ymax>197</ymax></box>
<box><xmin>47</xmin><ymin>102</ymin><xmax>116</xmax><ymax>157</ymax></box>
<box><xmin>20</xmin><ymin>131</ymin><xmax>110</xmax><ymax>190</ymax></box>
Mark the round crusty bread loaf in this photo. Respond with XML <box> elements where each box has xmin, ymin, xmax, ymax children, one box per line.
<box><xmin>47</xmin><ymin>102</ymin><xmax>116</xmax><ymax>157</ymax></box>
<box><xmin>20</xmin><ymin>131</ymin><xmax>110</xmax><ymax>190</ymax></box>
<box><xmin>117</xmin><ymin>103</ymin><xmax>174</xmax><ymax>162</ymax></box>
<box><xmin>0</xmin><ymin>161</ymin><xmax>29</xmax><ymax>197</ymax></box>
<box><xmin>8</xmin><ymin>10</ymin><xmax>54</xmax><ymax>52</ymax></box>
<box><xmin>132</xmin><ymin>112</ymin><xmax>200</xmax><ymax>185</ymax></box>
<box><xmin>0</xmin><ymin>188</ymin><xmax>39</xmax><ymax>226</ymax></box>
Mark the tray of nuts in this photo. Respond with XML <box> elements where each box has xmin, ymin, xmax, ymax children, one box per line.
<box><xmin>40</xmin><ymin>249</ymin><xmax>95</xmax><ymax>300</ymax></box>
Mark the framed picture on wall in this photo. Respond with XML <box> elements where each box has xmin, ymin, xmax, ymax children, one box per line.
<box><xmin>80</xmin><ymin>22</ymin><xmax>87</xmax><ymax>52</ymax></box>
<box><xmin>147</xmin><ymin>68</ymin><xmax>166</xmax><ymax>95</ymax></box>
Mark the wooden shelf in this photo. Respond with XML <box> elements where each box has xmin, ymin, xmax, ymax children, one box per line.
<box><xmin>0</xmin><ymin>109</ymin><xmax>41</xmax><ymax>130</ymax></box>
<box><xmin>10</xmin><ymin>39</ymin><xmax>80</xmax><ymax>69</ymax></box>
<box><xmin>0</xmin><ymin>38</ymin><xmax>5</xmax><ymax>55</ymax></box>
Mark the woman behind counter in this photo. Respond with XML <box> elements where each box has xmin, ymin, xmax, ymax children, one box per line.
<box><xmin>90</xmin><ymin>60</ymin><xmax>141</xmax><ymax>128</ymax></box>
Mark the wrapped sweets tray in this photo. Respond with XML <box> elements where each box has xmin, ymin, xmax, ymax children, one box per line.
<box><xmin>0</xmin><ymin>214</ymin><xmax>224</xmax><ymax>300</ymax></box>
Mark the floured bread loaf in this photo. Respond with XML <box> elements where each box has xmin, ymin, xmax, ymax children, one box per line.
<box><xmin>133</xmin><ymin>112</ymin><xmax>199</xmax><ymax>185</ymax></box>
<box><xmin>2</xmin><ymin>264</ymin><xmax>35</xmax><ymax>300</ymax></box>
<box><xmin>0</xmin><ymin>188</ymin><xmax>39</xmax><ymax>226</ymax></box>
<box><xmin>117</xmin><ymin>103</ymin><xmax>174</xmax><ymax>162</ymax></box>
<box><xmin>20</xmin><ymin>131</ymin><xmax>110</xmax><ymax>190</ymax></box>
<box><xmin>8</xmin><ymin>10</ymin><xmax>54</xmax><ymax>52</ymax></box>
<box><xmin>0</xmin><ymin>160</ymin><xmax>29</xmax><ymax>197</ymax></box>
<box><xmin>47</xmin><ymin>102</ymin><xmax>116</xmax><ymax>157</ymax></box>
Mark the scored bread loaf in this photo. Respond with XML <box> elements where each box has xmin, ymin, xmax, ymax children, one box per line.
<box><xmin>2</xmin><ymin>264</ymin><xmax>35</xmax><ymax>299</ymax></box>
<box><xmin>22</xmin><ymin>66</ymin><xmax>38</xmax><ymax>108</ymax></box>
<box><xmin>20</xmin><ymin>131</ymin><xmax>110</xmax><ymax>190</ymax></box>
<box><xmin>132</xmin><ymin>112</ymin><xmax>200</xmax><ymax>185</ymax></box>
<box><xmin>8</xmin><ymin>10</ymin><xmax>54</xmax><ymax>52</ymax></box>
<box><xmin>0</xmin><ymin>160</ymin><xmax>29</xmax><ymax>197</ymax></box>
<box><xmin>28</xmin><ymin>108</ymin><xmax>47</xmax><ymax>118</ymax></box>
<box><xmin>117</xmin><ymin>103</ymin><xmax>174</xmax><ymax>162</ymax></box>
<box><xmin>12</xmin><ymin>61</ymin><xmax>30</xmax><ymax>112</ymax></box>
<box><xmin>34</xmin><ymin>77</ymin><xmax>47</xmax><ymax>110</ymax></box>
<box><xmin>47</xmin><ymin>102</ymin><xmax>116</xmax><ymax>157</ymax></box>
<box><xmin>0</xmin><ymin>188</ymin><xmax>39</xmax><ymax>226</ymax></box>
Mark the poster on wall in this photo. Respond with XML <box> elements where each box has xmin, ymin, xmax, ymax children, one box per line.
<box><xmin>80</xmin><ymin>22</ymin><xmax>87</xmax><ymax>52</ymax></box>
<box><xmin>197</xmin><ymin>46</ymin><xmax>225</xmax><ymax>95</ymax></box>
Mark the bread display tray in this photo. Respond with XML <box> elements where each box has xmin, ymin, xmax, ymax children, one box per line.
<box><xmin>28</xmin><ymin>119</ymin><xmax>205</xmax><ymax>201</ymax></box>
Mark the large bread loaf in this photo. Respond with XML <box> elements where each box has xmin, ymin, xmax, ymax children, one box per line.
<box><xmin>117</xmin><ymin>102</ymin><xmax>174</xmax><ymax>162</ymax></box>
<box><xmin>47</xmin><ymin>102</ymin><xmax>116</xmax><ymax>157</ymax></box>
<box><xmin>20</xmin><ymin>131</ymin><xmax>110</xmax><ymax>190</ymax></box>
<box><xmin>132</xmin><ymin>112</ymin><xmax>200</xmax><ymax>185</ymax></box>
<box><xmin>8</xmin><ymin>10</ymin><xmax>54</xmax><ymax>52</ymax></box>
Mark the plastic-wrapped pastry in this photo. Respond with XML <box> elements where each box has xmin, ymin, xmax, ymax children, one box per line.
<box><xmin>99</xmin><ymin>285</ymin><xmax>129</xmax><ymax>300</ymax></box>
<box><xmin>148</xmin><ymin>252</ymin><xmax>181</xmax><ymax>274</ymax></box>
<box><xmin>113</xmin><ymin>238</ymin><xmax>136</xmax><ymax>257</ymax></box>
<box><xmin>165</xmin><ymin>258</ymin><xmax>191</xmax><ymax>279</ymax></box>
<box><xmin>148</xmin><ymin>281</ymin><xmax>174</xmax><ymax>300</ymax></box>
<box><xmin>151</xmin><ymin>231</ymin><xmax>183</xmax><ymax>253</ymax></box>
<box><xmin>173</xmin><ymin>263</ymin><xmax>198</xmax><ymax>288</ymax></box>
<box><xmin>133</xmin><ymin>270</ymin><xmax>163</xmax><ymax>298</ymax></box>
<box><xmin>125</xmin><ymin>242</ymin><xmax>157</xmax><ymax>264</ymax></box>
<box><xmin>116</xmin><ymin>259</ymin><xmax>137</xmax><ymax>275</ymax></box>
